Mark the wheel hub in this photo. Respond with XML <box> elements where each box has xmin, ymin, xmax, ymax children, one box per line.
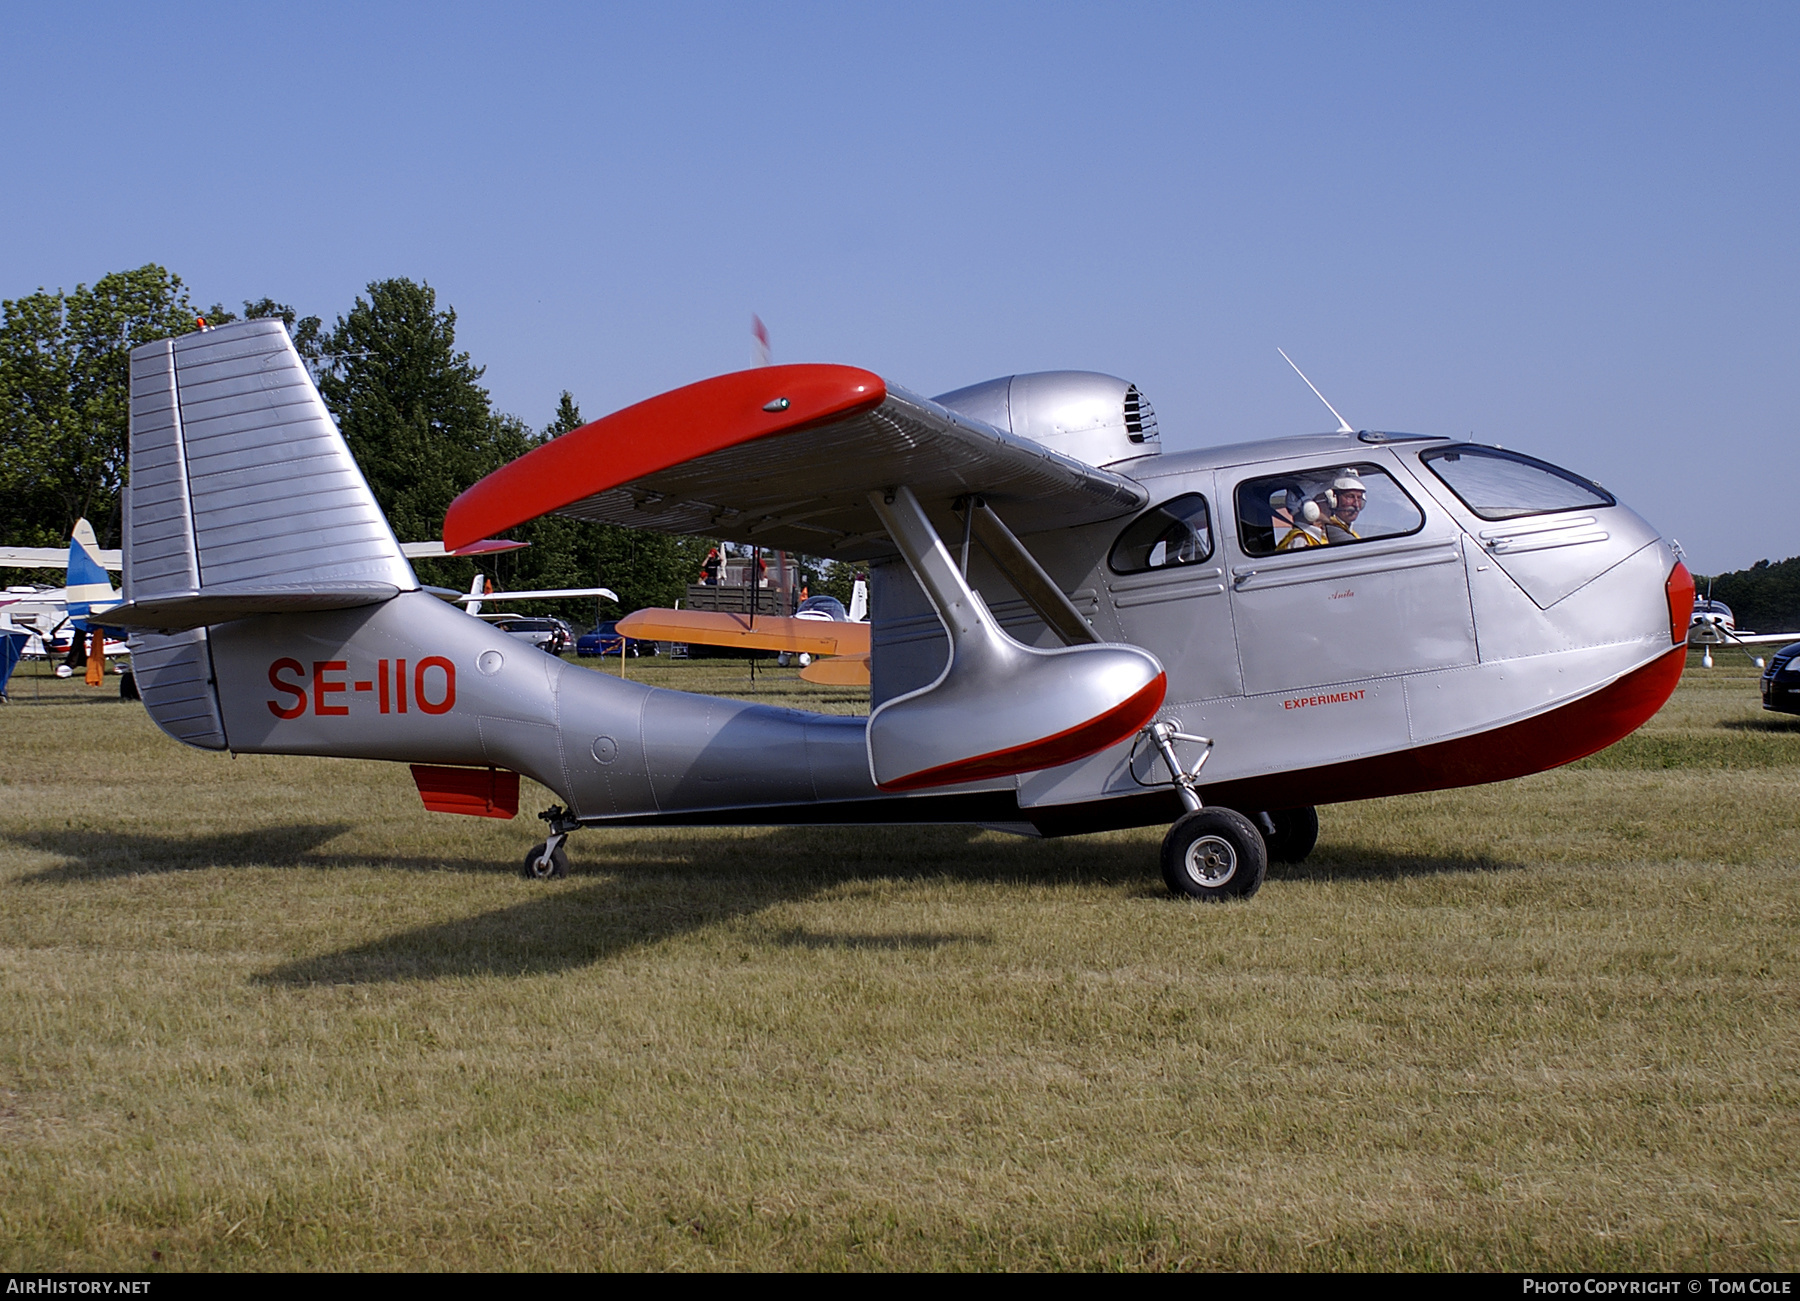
<box><xmin>1184</xmin><ymin>834</ymin><xmax>1238</xmax><ymax>887</ymax></box>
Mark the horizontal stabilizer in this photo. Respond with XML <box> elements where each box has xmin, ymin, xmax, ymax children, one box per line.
<box><xmin>800</xmin><ymin>654</ymin><xmax>871</xmax><ymax>686</ymax></box>
<box><xmin>102</xmin><ymin>583</ymin><xmax>400</xmax><ymax>631</ymax></box>
<box><xmin>452</xmin><ymin>586</ymin><xmax>619</xmax><ymax>604</ymax></box>
<box><xmin>617</xmin><ymin>608</ymin><xmax>871</xmax><ymax>657</ymax></box>
<box><xmin>402</xmin><ymin>539</ymin><xmax>529</xmax><ymax>559</ymax></box>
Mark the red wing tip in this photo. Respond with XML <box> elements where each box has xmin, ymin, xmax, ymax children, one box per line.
<box><xmin>442</xmin><ymin>363</ymin><xmax>887</xmax><ymax>551</ymax></box>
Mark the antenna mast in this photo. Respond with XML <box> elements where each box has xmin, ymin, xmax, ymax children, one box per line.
<box><xmin>1278</xmin><ymin>348</ymin><xmax>1355</xmax><ymax>434</ymax></box>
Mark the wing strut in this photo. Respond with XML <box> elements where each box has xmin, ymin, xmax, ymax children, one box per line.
<box><xmin>863</xmin><ymin>486</ymin><xmax>1166</xmax><ymax>791</ymax></box>
<box><xmin>962</xmin><ymin>498</ymin><xmax>1101</xmax><ymax>647</ymax></box>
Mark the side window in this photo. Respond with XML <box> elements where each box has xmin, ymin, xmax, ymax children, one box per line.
<box><xmin>1109</xmin><ymin>493</ymin><xmax>1214</xmax><ymax>574</ymax></box>
<box><xmin>1420</xmin><ymin>443</ymin><xmax>1614</xmax><ymax>520</ymax></box>
<box><xmin>1235</xmin><ymin>462</ymin><xmax>1425</xmax><ymax>558</ymax></box>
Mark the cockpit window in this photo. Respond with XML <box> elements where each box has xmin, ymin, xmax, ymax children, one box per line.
<box><xmin>1419</xmin><ymin>444</ymin><xmax>1614</xmax><ymax>520</ymax></box>
<box><xmin>1109</xmin><ymin>493</ymin><xmax>1214</xmax><ymax>574</ymax></box>
<box><xmin>1235</xmin><ymin>462</ymin><xmax>1424</xmax><ymax>557</ymax></box>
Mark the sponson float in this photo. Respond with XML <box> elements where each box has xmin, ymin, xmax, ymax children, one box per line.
<box><xmin>112</xmin><ymin>320</ymin><xmax>1691</xmax><ymax>899</ymax></box>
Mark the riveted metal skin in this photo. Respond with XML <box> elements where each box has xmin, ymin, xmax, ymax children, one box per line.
<box><xmin>124</xmin><ymin>320</ymin><xmax>1688</xmax><ymax>841</ymax></box>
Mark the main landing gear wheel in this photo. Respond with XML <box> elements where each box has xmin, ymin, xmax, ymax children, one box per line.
<box><xmin>1257</xmin><ymin>806</ymin><xmax>1319</xmax><ymax>864</ymax></box>
<box><xmin>1161</xmin><ymin>808</ymin><xmax>1267</xmax><ymax>901</ymax></box>
<box><xmin>522</xmin><ymin>842</ymin><xmax>569</xmax><ymax>880</ymax></box>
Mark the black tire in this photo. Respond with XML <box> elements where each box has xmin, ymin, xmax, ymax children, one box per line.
<box><xmin>1161</xmin><ymin>808</ymin><xmax>1267</xmax><ymax>901</ymax></box>
<box><xmin>521</xmin><ymin>842</ymin><xmax>569</xmax><ymax>879</ymax></box>
<box><xmin>1258</xmin><ymin>806</ymin><xmax>1319</xmax><ymax>864</ymax></box>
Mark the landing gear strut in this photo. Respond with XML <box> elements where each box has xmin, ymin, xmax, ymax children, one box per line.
<box><xmin>1142</xmin><ymin>721</ymin><xmax>1268</xmax><ymax>900</ymax></box>
<box><xmin>523</xmin><ymin>804</ymin><xmax>579</xmax><ymax>880</ymax></box>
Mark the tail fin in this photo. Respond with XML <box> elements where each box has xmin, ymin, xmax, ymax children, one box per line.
<box><xmin>63</xmin><ymin>519</ymin><xmax>116</xmax><ymax>620</ymax></box>
<box><xmin>119</xmin><ymin>319</ymin><xmax>415</xmax><ymax>626</ymax></box>
<box><xmin>122</xmin><ymin>319</ymin><xmax>416</xmax><ymax>748</ymax></box>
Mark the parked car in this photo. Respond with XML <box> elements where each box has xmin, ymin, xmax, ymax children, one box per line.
<box><xmin>577</xmin><ymin>620</ymin><xmax>659</xmax><ymax>658</ymax></box>
<box><xmin>490</xmin><ymin>616</ymin><xmax>574</xmax><ymax>655</ymax></box>
<box><xmin>1761</xmin><ymin>641</ymin><xmax>1800</xmax><ymax>716</ymax></box>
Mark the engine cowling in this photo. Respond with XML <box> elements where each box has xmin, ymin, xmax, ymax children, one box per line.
<box><xmin>933</xmin><ymin>371</ymin><xmax>1160</xmax><ymax>468</ymax></box>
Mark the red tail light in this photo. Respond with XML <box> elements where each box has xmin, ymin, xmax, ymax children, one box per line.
<box><xmin>1666</xmin><ymin>560</ymin><xmax>1694</xmax><ymax>646</ymax></box>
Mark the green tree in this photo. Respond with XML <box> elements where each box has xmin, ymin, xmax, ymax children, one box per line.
<box><xmin>0</xmin><ymin>265</ymin><xmax>225</xmax><ymax>558</ymax></box>
<box><xmin>313</xmin><ymin>279</ymin><xmax>519</xmax><ymax>589</ymax></box>
<box><xmin>242</xmin><ymin>297</ymin><xmax>323</xmax><ymax>364</ymax></box>
<box><xmin>1699</xmin><ymin>556</ymin><xmax>1800</xmax><ymax>637</ymax></box>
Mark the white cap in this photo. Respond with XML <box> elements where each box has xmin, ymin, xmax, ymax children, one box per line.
<box><xmin>1332</xmin><ymin>471</ymin><xmax>1366</xmax><ymax>493</ymax></box>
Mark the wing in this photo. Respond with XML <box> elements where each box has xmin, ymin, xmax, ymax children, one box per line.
<box><xmin>616</xmin><ymin>608</ymin><xmax>872</xmax><ymax>657</ymax></box>
<box><xmin>442</xmin><ymin>365</ymin><xmax>1148</xmax><ymax>560</ymax></box>
<box><xmin>449</xmin><ymin>586</ymin><xmax>619</xmax><ymax>604</ymax></box>
<box><xmin>0</xmin><ymin>547</ymin><xmax>121</xmax><ymax>570</ymax></box>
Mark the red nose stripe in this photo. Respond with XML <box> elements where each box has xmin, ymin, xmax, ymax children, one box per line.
<box><xmin>1196</xmin><ymin>645</ymin><xmax>1687</xmax><ymax>812</ymax></box>
<box><xmin>878</xmin><ymin>673</ymin><xmax>1168</xmax><ymax>793</ymax></box>
<box><xmin>443</xmin><ymin>364</ymin><xmax>886</xmax><ymax>551</ymax></box>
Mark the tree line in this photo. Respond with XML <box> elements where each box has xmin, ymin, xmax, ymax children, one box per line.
<box><xmin>1698</xmin><ymin>556</ymin><xmax>1800</xmax><ymax>637</ymax></box>
<box><xmin>0</xmin><ymin>265</ymin><xmax>860</xmax><ymax>626</ymax></box>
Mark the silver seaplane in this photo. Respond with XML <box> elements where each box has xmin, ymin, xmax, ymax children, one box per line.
<box><xmin>107</xmin><ymin>320</ymin><xmax>1691</xmax><ymax>900</ymax></box>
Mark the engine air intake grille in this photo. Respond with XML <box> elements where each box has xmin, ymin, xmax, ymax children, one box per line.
<box><xmin>1123</xmin><ymin>385</ymin><xmax>1158</xmax><ymax>443</ymax></box>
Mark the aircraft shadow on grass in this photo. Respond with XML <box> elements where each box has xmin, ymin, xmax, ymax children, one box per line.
<box><xmin>9</xmin><ymin>823</ymin><xmax>357</xmax><ymax>883</ymax></box>
<box><xmin>249</xmin><ymin>826</ymin><xmax>1523</xmax><ymax>987</ymax></box>
<box><xmin>6</xmin><ymin>821</ymin><xmax>1522</xmax><ymax>984</ymax></box>
<box><xmin>1717</xmin><ymin>715</ymin><xmax>1800</xmax><ymax>734</ymax></box>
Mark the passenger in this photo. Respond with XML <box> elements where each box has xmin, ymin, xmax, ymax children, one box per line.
<box><xmin>1272</xmin><ymin>487</ymin><xmax>1326</xmax><ymax>550</ymax></box>
<box><xmin>1318</xmin><ymin>471</ymin><xmax>1367</xmax><ymax>544</ymax></box>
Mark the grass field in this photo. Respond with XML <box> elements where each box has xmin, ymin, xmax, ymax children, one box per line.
<box><xmin>1</xmin><ymin>650</ymin><xmax>1796</xmax><ymax>1271</ymax></box>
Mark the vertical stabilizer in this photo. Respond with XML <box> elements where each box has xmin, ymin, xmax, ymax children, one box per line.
<box><xmin>63</xmin><ymin>519</ymin><xmax>117</xmax><ymax>618</ymax></box>
<box><xmin>125</xmin><ymin>320</ymin><xmax>415</xmax><ymax>599</ymax></box>
<box><xmin>124</xmin><ymin>319</ymin><xmax>418</xmax><ymax>749</ymax></box>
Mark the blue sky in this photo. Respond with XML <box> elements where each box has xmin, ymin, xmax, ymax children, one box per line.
<box><xmin>3</xmin><ymin>2</ymin><xmax>1795</xmax><ymax>573</ymax></box>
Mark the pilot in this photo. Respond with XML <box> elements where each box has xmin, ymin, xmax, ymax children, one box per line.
<box><xmin>1272</xmin><ymin>487</ymin><xmax>1326</xmax><ymax>550</ymax></box>
<box><xmin>1318</xmin><ymin>471</ymin><xmax>1367</xmax><ymax>544</ymax></box>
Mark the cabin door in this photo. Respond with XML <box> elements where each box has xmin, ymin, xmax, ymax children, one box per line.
<box><xmin>1223</xmin><ymin>456</ymin><xmax>1478</xmax><ymax>696</ymax></box>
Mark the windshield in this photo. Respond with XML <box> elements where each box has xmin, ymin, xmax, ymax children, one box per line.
<box><xmin>1420</xmin><ymin>444</ymin><xmax>1614</xmax><ymax>520</ymax></box>
<box><xmin>796</xmin><ymin>595</ymin><xmax>848</xmax><ymax>619</ymax></box>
